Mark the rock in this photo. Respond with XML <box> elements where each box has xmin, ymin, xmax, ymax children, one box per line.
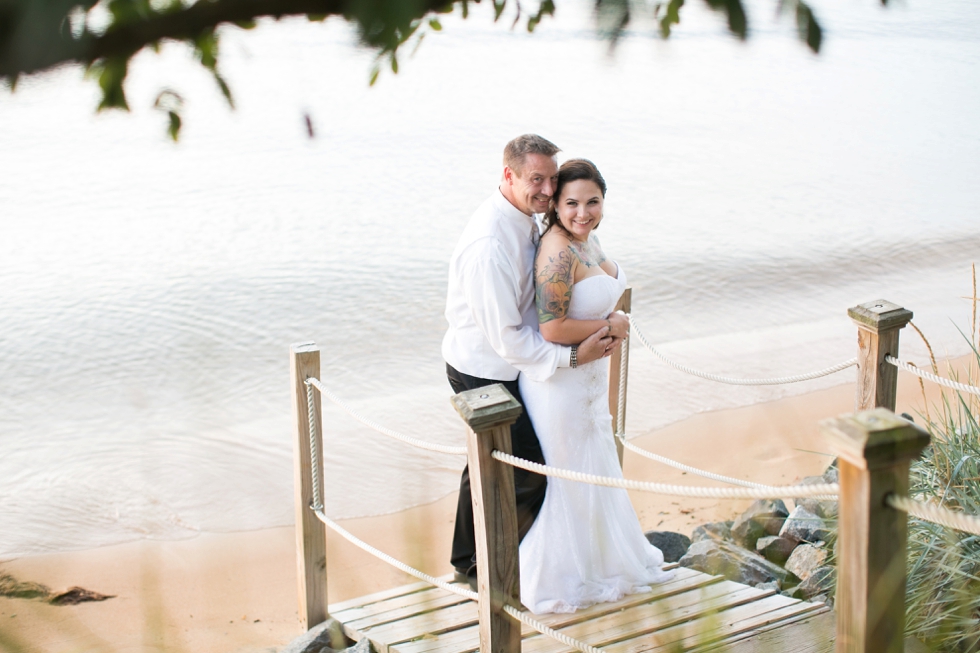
<box><xmin>780</xmin><ymin>586</ymin><xmax>804</xmax><ymax>599</ymax></box>
<box><xmin>48</xmin><ymin>587</ymin><xmax>115</xmax><ymax>605</ymax></box>
<box><xmin>822</xmin><ymin>463</ymin><xmax>839</xmax><ymax>484</ymax></box>
<box><xmin>691</xmin><ymin>521</ymin><xmax>732</xmax><ymax>543</ymax></box>
<box><xmin>731</xmin><ymin>500</ymin><xmax>789</xmax><ymax>549</ymax></box>
<box><xmin>281</xmin><ymin>617</ymin><xmax>367</xmax><ymax>653</ymax></box>
<box><xmin>779</xmin><ymin>506</ymin><xmax>830</xmax><ymax>544</ymax></box>
<box><xmin>0</xmin><ymin>574</ymin><xmax>51</xmax><ymax>600</ymax></box>
<box><xmin>798</xmin><ymin>566</ymin><xmax>836</xmax><ymax>600</ymax></box>
<box><xmin>755</xmin><ymin>536</ymin><xmax>797</xmax><ymax>566</ymax></box>
<box><xmin>809</xmin><ymin>593</ymin><xmax>831</xmax><ymax>607</ymax></box>
<box><xmin>798</xmin><ymin>498</ymin><xmax>838</xmax><ymax>520</ymax></box>
<box><xmin>644</xmin><ymin>531</ymin><xmax>691</xmax><ymax>563</ymax></box>
<box><xmin>678</xmin><ymin>540</ymin><xmax>798</xmax><ymax>587</ymax></box>
<box><xmin>784</xmin><ymin>543</ymin><xmax>829</xmax><ymax>581</ymax></box>
<box><xmin>753</xmin><ymin>580</ymin><xmax>781</xmax><ymax>593</ymax></box>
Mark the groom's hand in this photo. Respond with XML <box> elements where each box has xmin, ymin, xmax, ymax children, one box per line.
<box><xmin>577</xmin><ymin>327</ymin><xmax>615</xmax><ymax>366</ymax></box>
<box><xmin>607</xmin><ymin>312</ymin><xmax>629</xmax><ymax>340</ymax></box>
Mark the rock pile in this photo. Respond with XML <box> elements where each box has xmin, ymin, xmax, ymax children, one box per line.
<box><xmin>646</xmin><ymin>463</ymin><xmax>840</xmax><ymax>607</ymax></box>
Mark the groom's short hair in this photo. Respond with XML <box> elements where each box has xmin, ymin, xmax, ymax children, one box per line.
<box><xmin>503</xmin><ymin>134</ymin><xmax>561</xmax><ymax>178</ymax></box>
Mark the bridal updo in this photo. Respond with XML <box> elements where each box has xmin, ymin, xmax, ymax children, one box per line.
<box><xmin>542</xmin><ymin>158</ymin><xmax>608</xmax><ymax>235</ymax></box>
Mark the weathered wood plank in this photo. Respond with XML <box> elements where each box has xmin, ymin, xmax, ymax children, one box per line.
<box><xmin>334</xmin><ymin>583</ymin><xmax>465</xmax><ymax>624</ymax></box>
<box><xmin>359</xmin><ymin>600</ymin><xmax>480</xmax><ymax>652</ymax></box>
<box><xmin>662</xmin><ymin>599</ymin><xmax>827</xmax><ymax>652</ymax></box>
<box><xmin>392</xmin><ymin>568</ymin><xmax>722</xmax><ymax>653</ymax></box>
<box><xmin>695</xmin><ymin>609</ymin><xmax>836</xmax><ymax>653</ymax></box>
<box><xmin>329</xmin><ymin>576</ymin><xmax>454</xmax><ymax>615</ymax></box>
<box><xmin>344</xmin><ymin>592</ymin><xmax>473</xmax><ymax>632</ymax></box>
<box><xmin>521</xmin><ymin>582</ymin><xmax>770</xmax><ymax>653</ymax></box>
<box><xmin>606</xmin><ymin>595</ymin><xmax>820</xmax><ymax>653</ymax></box>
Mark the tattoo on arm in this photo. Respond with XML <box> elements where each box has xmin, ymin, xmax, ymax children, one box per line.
<box><xmin>535</xmin><ymin>250</ymin><xmax>574</xmax><ymax>323</ymax></box>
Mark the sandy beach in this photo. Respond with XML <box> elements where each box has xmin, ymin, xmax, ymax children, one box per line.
<box><xmin>1</xmin><ymin>355</ymin><xmax>973</xmax><ymax>653</ymax></box>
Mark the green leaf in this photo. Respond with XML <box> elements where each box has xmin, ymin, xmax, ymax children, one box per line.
<box><xmin>195</xmin><ymin>30</ymin><xmax>218</xmax><ymax>69</ymax></box>
<box><xmin>795</xmin><ymin>1</ymin><xmax>822</xmax><ymax>53</ymax></box>
<box><xmin>462</xmin><ymin>0</ymin><xmax>469</xmax><ymax>19</ymax></box>
<box><xmin>493</xmin><ymin>0</ymin><xmax>506</xmax><ymax>21</ymax></box>
<box><xmin>95</xmin><ymin>57</ymin><xmax>130</xmax><ymax>112</ymax></box>
<box><xmin>369</xmin><ymin>65</ymin><xmax>380</xmax><ymax>86</ymax></box>
<box><xmin>428</xmin><ymin>18</ymin><xmax>442</xmax><ymax>30</ymax></box>
<box><xmin>307</xmin><ymin>13</ymin><xmax>328</xmax><ymax>22</ymax></box>
<box><xmin>235</xmin><ymin>19</ymin><xmax>258</xmax><ymax>29</ymax></box>
<box><xmin>213</xmin><ymin>71</ymin><xmax>234</xmax><ymax>109</ymax></box>
<box><xmin>390</xmin><ymin>53</ymin><xmax>398</xmax><ymax>74</ymax></box>
<box><xmin>167</xmin><ymin>110</ymin><xmax>181</xmax><ymax>141</ymax></box>
<box><xmin>658</xmin><ymin>0</ymin><xmax>685</xmax><ymax>38</ymax></box>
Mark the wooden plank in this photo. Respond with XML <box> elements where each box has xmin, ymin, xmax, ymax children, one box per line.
<box><xmin>662</xmin><ymin>599</ymin><xmax>827</xmax><ymax>652</ymax></box>
<box><xmin>521</xmin><ymin>582</ymin><xmax>771</xmax><ymax>653</ymax></box>
<box><xmin>291</xmin><ymin>342</ymin><xmax>327</xmax><ymax>630</ymax></box>
<box><xmin>696</xmin><ymin>607</ymin><xmax>835</xmax><ymax>653</ymax></box>
<box><xmin>345</xmin><ymin>592</ymin><xmax>472</xmax><ymax>632</ymax></box>
<box><xmin>393</xmin><ymin>568</ymin><xmax>722</xmax><ymax>653</ymax></box>
<box><xmin>359</xmin><ymin>599</ymin><xmax>480</xmax><ymax>652</ymax></box>
<box><xmin>604</xmin><ymin>594</ymin><xmax>819</xmax><ymax>653</ymax></box>
<box><xmin>329</xmin><ymin>576</ymin><xmax>454</xmax><ymax>615</ymax></box>
<box><xmin>334</xmin><ymin>584</ymin><xmax>462</xmax><ymax>624</ymax></box>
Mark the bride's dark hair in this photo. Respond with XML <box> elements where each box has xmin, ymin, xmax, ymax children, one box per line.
<box><xmin>542</xmin><ymin>158</ymin><xmax>608</xmax><ymax>236</ymax></box>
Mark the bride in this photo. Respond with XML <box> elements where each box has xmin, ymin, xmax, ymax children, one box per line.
<box><xmin>518</xmin><ymin>158</ymin><xmax>674</xmax><ymax>615</ymax></box>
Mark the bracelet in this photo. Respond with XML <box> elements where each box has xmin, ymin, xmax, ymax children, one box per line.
<box><xmin>570</xmin><ymin>345</ymin><xmax>578</xmax><ymax>369</ymax></box>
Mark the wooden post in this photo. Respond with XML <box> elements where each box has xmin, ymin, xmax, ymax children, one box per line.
<box><xmin>451</xmin><ymin>384</ymin><xmax>523</xmax><ymax>653</ymax></box>
<box><xmin>608</xmin><ymin>286</ymin><xmax>632</xmax><ymax>466</ymax></box>
<box><xmin>291</xmin><ymin>342</ymin><xmax>328</xmax><ymax>630</ymax></box>
<box><xmin>821</xmin><ymin>409</ymin><xmax>930</xmax><ymax>653</ymax></box>
<box><xmin>848</xmin><ymin>300</ymin><xmax>913</xmax><ymax>412</ymax></box>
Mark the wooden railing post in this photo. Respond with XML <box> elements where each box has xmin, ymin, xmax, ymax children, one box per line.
<box><xmin>291</xmin><ymin>342</ymin><xmax>328</xmax><ymax>630</ymax></box>
<box><xmin>451</xmin><ymin>384</ymin><xmax>523</xmax><ymax>653</ymax></box>
<box><xmin>609</xmin><ymin>286</ymin><xmax>632</xmax><ymax>466</ymax></box>
<box><xmin>821</xmin><ymin>409</ymin><xmax>930</xmax><ymax>653</ymax></box>
<box><xmin>848</xmin><ymin>300</ymin><xmax>913</xmax><ymax>412</ymax></box>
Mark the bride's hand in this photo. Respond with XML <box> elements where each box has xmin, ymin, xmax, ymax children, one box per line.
<box><xmin>604</xmin><ymin>336</ymin><xmax>623</xmax><ymax>357</ymax></box>
<box><xmin>606</xmin><ymin>312</ymin><xmax>629</xmax><ymax>340</ymax></box>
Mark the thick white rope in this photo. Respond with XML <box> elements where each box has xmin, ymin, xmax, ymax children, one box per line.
<box><xmin>310</xmin><ymin>509</ymin><xmax>601</xmax><ymax>653</ymax></box>
<box><xmin>306</xmin><ymin>378</ymin><xmax>467</xmax><ymax>456</ymax></box>
<box><xmin>617</xmin><ymin>436</ymin><xmax>777</xmax><ymax>489</ymax></box>
<box><xmin>884</xmin><ymin>356</ymin><xmax>980</xmax><ymax>396</ymax></box>
<box><xmin>313</xmin><ymin>508</ymin><xmax>477</xmax><ymax>601</ymax></box>
<box><xmin>887</xmin><ymin>495</ymin><xmax>980</xmax><ymax>536</ymax></box>
<box><xmin>493</xmin><ymin>451</ymin><xmax>839</xmax><ymax>499</ymax></box>
<box><xmin>629</xmin><ymin>317</ymin><xmax>856</xmax><ymax>385</ymax></box>
<box><xmin>502</xmin><ymin>604</ymin><xmax>603</xmax><ymax>653</ymax></box>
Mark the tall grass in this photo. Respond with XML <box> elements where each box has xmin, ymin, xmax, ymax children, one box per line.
<box><xmin>905</xmin><ymin>265</ymin><xmax>980</xmax><ymax>652</ymax></box>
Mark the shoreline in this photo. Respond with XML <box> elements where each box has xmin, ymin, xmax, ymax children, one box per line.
<box><xmin>1</xmin><ymin>355</ymin><xmax>973</xmax><ymax>652</ymax></box>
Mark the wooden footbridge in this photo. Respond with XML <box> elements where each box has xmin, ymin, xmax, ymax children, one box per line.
<box><xmin>289</xmin><ymin>297</ymin><xmax>969</xmax><ymax>653</ymax></box>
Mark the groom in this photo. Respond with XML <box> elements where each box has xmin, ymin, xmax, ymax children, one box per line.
<box><xmin>442</xmin><ymin>134</ymin><xmax>622</xmax><ymax>583</ymax></box>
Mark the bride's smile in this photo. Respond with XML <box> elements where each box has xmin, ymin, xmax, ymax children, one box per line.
<box><xmin>556</xmin><ymin>179</ymin><xmax>604</xmax><ymax>241</ymax></box>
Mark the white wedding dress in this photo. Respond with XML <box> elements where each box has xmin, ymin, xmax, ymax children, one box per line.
<box><xmin>518</xmin><ymin>264</ymin><xmax>674</xmax><ymax>615</ymax></box>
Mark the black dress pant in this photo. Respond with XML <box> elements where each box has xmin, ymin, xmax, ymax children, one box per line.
<box><xmin>446</xmin><ymin>363</ymin><xmax>548</xmax><ymax>574</ymax></box>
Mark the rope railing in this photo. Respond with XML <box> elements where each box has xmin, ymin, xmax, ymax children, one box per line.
<box><xmin>492</xmin><ymin>450</ymin><xmax>839</xmax><ymax>500</ymax></box>
<box><xmin>629</xmin><ymin>316</ymin><xmax>857</xmax><ymax>386</ymax></box>
<box><xmin>305</xmin><ymin>377</ymin><xmax>467</xmax><ymax>456</ymax></box>
<box><xmin>886</xmin><ymin>494</ymin><xmax>980</xmax><ymax>536</ymax></box>
<box><xmin>884</xmin><ymin>355</ymin><xmax>980</xmax><ymax>396</ymax></box>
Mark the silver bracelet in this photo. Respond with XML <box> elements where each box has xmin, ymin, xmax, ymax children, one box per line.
<box><xmin>570</xmin><ymin>345</ymin><xmax>578</xmax><ymax>369</ymax></box>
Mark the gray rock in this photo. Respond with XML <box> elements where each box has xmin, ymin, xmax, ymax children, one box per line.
<box><xmin>784</xmin><ymin>543</ymin><xmax>829</xmax><ymax>581</ymax></box>
<box><xmin>779</xmin><ymin>506</ymin><xmax>830</xmax><ymax>544</ymax></box>
<box><xmin>755</xmin><ymin>536</ymin><xmax>798</xmax><ymax>566</ymax></box>
<box><xmin>691</xmin><ymin>521</ymin><xmax>732</xmax><ymax>543</ymax></box>
<box><xmin>753</xmin><ymin>580</ymin><xmax>782</xmax><ymax>593</ymax></box>
<box><xmin>780</xmin><ymin>586</ymin><xmax>804</xmax><ymax>599</ymax></box>
<box><xmin>731</xmin><ymin>500</ymin><xmax>789</xmax><ymax>549</ymax></box>
<box><xmin>281</xmin><ymin>618</ymin><xmax>369</xmax><ymax>653</ymax></box>
<box><xmin>644</xmin><ymin>531</ymin><xmax>691</xmax><ymax>563</ymax></box>
<box><xmin>798</xmin><ymin>566</ymin><xmax>836</xmax><ymax>600</ymax></box>
<box><xmin>678</xmin><ymin>540</ymin><xmax>798</xmax><ymax>587</ymax></box>
<box><xmin>798</xmin><ymin>498</ymin><xmax>838</xmax><ymax>520</ymax></box>
<box><xmin>822</xmin><ymin>463</ymin><xmax>839</xmax><ymax>484</ymax></box>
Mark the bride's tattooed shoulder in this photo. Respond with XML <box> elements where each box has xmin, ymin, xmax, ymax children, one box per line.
<box><xmin>535</xmin><ymin>249</ymin><xmax>574</xmax><ymax>323</ymax></box>
<box><xmin>568</xmin><ymin>236</ymin><xmax>607</xmax><ymax>268</ymax></box>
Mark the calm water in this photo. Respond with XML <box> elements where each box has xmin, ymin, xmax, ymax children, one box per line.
<box><xmin>1</xmin><ymin>0</ymin><xmax>978</xmax><ymax>558</ymax></box>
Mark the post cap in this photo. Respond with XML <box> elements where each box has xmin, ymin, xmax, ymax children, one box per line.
<box><xmin>290</xmin><ymin>342</ymin><xmax>319</xmax><ymax>354</ymax></box>
<box><xmin>821</xmin><ymin>408</ymin><xmax>930</xmax><ymax>470</ymax></box>
<box><xmin>847</xmin><ymin>300</ymin><xmax>913</xmax><ymax>332</ymax></box>
<box><xmin>451</xmin><ymin>384</ymin><xmax>522</xmax><ymax>432</ymax></box>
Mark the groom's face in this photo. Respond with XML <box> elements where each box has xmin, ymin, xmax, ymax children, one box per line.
<box><xmin>506</xmin><ymin>153</ymin><xmax>558</xmax><ymax>216</ymax></box>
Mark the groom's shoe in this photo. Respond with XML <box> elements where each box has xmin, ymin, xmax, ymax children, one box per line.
<box><xmin>452</xmin><ymin>566</ymin><xmax>478</xmax><ymax>592</ymax></box>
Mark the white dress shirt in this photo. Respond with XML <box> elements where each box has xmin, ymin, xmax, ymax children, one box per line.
<box><xmin>442</xmin><ymin>189</ymin><xmax>572</xmax><ymax>383</ymax></box>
